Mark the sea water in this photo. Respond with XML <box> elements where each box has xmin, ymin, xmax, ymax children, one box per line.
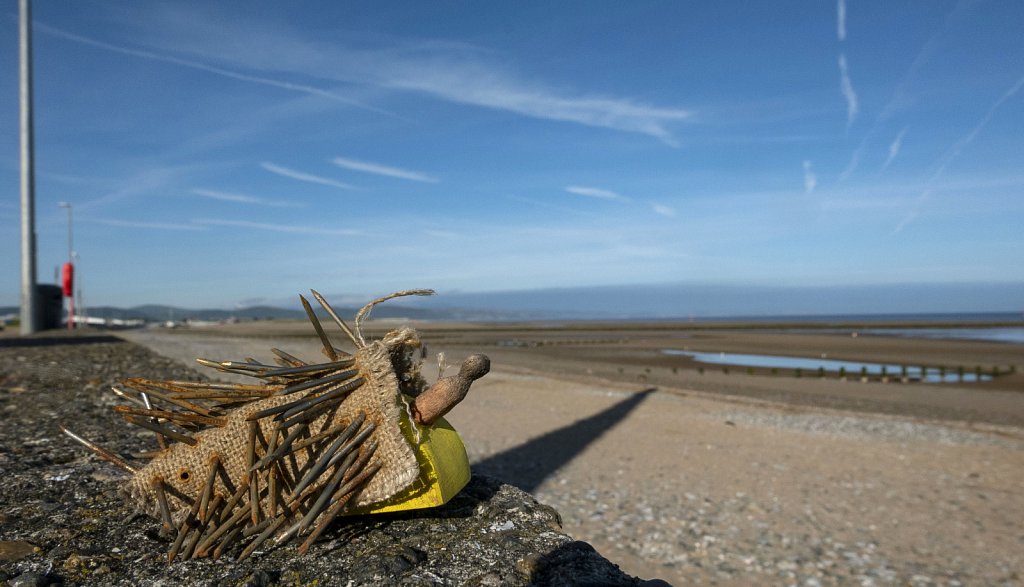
<box><xmin>862</xmin><ymin>327</ymin><xmax>1024</xmax><ymax>345</ymax></box>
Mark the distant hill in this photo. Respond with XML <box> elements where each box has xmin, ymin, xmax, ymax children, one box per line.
<box><xmin>0</xmin><ymin>303</ymin><xmax>517</xmax><ymax>323</ymax></box>
<box><xmin>6</xmin><ymin>281</ymin><xmax>1021</xmax><ymax>324</ymax></box>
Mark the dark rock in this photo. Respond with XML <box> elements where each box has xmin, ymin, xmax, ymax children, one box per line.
<box><xmin>7</xmin><ymin>572</ymin><xmax>55</xmax><ymax>587</ymax></box>
<box><xmin>530</xmin><ymin>541</ymin><xmax>646</xmax><ymax>586</ymax></box>
<box><xmin>0</xmin><ymin>332</ymin><xmax>653</xmax><ymax>586</ymax></box>
<box><xmin>240</xmin><ymin>570</ymin><xmax>277</xmax><ymax>587</ymax></box>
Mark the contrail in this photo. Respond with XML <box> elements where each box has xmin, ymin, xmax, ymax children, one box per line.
<box><xmin>894</xmin><ymin>75</ymin><xmax>1024</xmax><ymax>233</ymax></box>
<box><xmin>33</xmin><ymin>21</ymin><xmax>389</xmax><ymax>115</ymax></box>
<box><xmin>840</xmin><ymin>0</ymin><xmax>977</xmax><ymax>180</ymax></box>
<box><xmin>261</xmin><ymin>162</ymin><xmax>357</xmax><ymax>191</ymax></box>
<box><xmin>838</xmin><ymin>54</ymin><xmax>859</xmax><ymax>128</ymax></box>
<box><xmin>803</xmin><ymin>160</ymin><xmax>817</xmax><ymax>194</ymax></box>
<box><xmin>837</xmin><ymin>0</ymin><xmax>847</xmax><ymax>41</ymax></box>
<box><xmin>881</xmin><ymin>127</ymin><xmax>909</xmax><ymax>172</ymax></box>
<box><xmin>332</xmin><ymin>157</ymin><xmax>439</xmax><ymax>183</ymax></box>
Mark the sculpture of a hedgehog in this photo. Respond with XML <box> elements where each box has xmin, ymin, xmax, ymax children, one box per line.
<box><xmin>62</xmin><ymin>289</ymin><xmax>489</xmax><ymax>561</ymax></box>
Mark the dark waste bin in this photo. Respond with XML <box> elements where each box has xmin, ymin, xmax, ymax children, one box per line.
<box><xmin>37</xmin><ymin>284</ymin><xmax>63</xmax><ymax>330</ymax></box>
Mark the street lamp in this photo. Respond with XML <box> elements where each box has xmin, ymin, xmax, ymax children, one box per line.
<box><xmin>19</xmin><ymin>0</ymin><xmax>39</xmax><ymax>334</ymax></box>
<box><xmin>58</xmin><ymin>201</ymin><xmax>75</xmax><ymax>329</ymax></box>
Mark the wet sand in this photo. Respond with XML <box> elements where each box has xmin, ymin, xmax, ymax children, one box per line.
<box><xmin>144</xmin><ymin>319</ymin><xmax>1024</xmax><ymax>425</ymax></box>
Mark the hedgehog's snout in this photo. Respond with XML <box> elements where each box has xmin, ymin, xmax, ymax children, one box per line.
<box><xmin>411</xmin><ymin>354</ymin><xmax>490</xmax><ymax>426</ymax></box>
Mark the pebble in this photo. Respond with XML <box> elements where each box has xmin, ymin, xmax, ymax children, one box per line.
<box><xmin>0</xmin><ymin>541</ymin><xmax>38</xmax><ymax>563</ymax></box>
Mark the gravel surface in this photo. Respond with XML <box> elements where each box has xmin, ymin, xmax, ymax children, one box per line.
<box><xmin>460</xmin><ymin>376</ymin><xmax>1024</xmax><ymax>586</ymax></box>
<box><xmin>116</xmin><ymin>327</ymin><xmax>1024</xmax><ymax>586</ymax></box>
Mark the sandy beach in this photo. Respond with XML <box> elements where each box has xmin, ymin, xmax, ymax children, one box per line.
<box><xmin>109</xmin><ymin>319</ymin><xmax>1024</xmax><ymax>585</ymax></box>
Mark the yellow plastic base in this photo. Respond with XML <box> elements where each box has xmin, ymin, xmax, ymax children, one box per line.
<box><xmin>350</xmin><ymin>410</ymin><xmax>471</xmax><ymax>515</ymax></box>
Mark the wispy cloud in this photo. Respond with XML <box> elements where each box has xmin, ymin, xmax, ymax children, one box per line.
<box><xmin>565</xmin><ymin>186</ymin><xmax>630</xmax><ymax>202</ymax></box>
<box><xmin>79</xmin><ymin>166</ymin><xmax>186</xmax><ymax>210</ymax></box>
<box><xmin>651</xmin><ymin>203</ymin><xmax>676</xmax><ymax>217</ymax></box>
<box><xmin>73</xmin><ymin>8</ymin><xmax>691</xmax><ymax>144</ymax></box>
<box><xmin>34</xmin><ymin>21</ymin><xmax>385</xmax><ymax>114</ymax></box>
<box><xmin>260</xmin><ymin>162</ymin><xmax>356</xmax><ymax>190</ymax></box>
<box><xmin>387</xmin><ymin>73</ymin><xmax>691</xmax><ymax>145</ymax></box>
<box><xmin>193</xmin><ymin>218</ymin><xmax>363</xmax><ymax>236</ymax></box>
<box><xmin>505</xmin><ymin>195</ymin><xmax>591</xmax><ymax>217</ymax></box>
<box><xmin>423</xmin><ymin>229</ymin><xmax>460</xmax><ymax>239</ymax></box>
<box><xmin>881</xmin><ymin>127</ymin><xmax>909</xmax><ymax>171</ymax></box>
<box><xmin>929</xmin><ymin>75</ymin><xmax>1024</xmax><ymax>182</ymax></box>
<box><xmin>892</xmin><ymin>189</ymin><xmax>930</xmax><ymax>235</ymax></box>
<box><xmin>838</xmin><ymin>54</ymin><xmax>859</xmax><ymax>128</ymax></box>
<box><xmin>841</xmin><ymin>1</ymin><xmax>975</xmax><ymax>180</ymax></box>
<box><xmin>837</xmin><ymin>0</ymin><xmax>847</xmax><ymax>41</ymax></box>
<box><xmin>803</xmin><ymin>160</ymin><xmax>818</xmax><ymax>194</ymax></box>
<box><xmin>838</xmin><ymin>150</ymin><xmax>859</xmax><ymax>182</ymax></box>
<box><xmin>894</xmin><ymin>75</ymin><xmax>1024</xmax><ymax>233</ymax></box>
<box><xmin>191</xmin><ymin>188</ymin><xmax>303</xmax><ymax>207</ymax></box>
<box><xmin>331</xmin><ymin>157</ymin><xmax>438</xmax><ymax>183</ymax></box>
<box><xmin>85</xmin><ymin>218</ymin><xmax>206</xmax><ymax>231</ymax></box>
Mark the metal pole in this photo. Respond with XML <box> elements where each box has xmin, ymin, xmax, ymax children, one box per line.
<box><xmin>59</xmin><ymin>202</ymin><xmax>74</xmax><ymax>329</ymax></box>
<box><xmin>74</xmin><ymin>252</ymin><xmax>85</xmax><ymax>326</ymax></box>
<box><xmin>59</xmin><ymin>202</ymin><xmax>72</xmax><ymax>262</ymax></box>
<box><xmin>19</xmin><ymin>0</ymin><xmax>39</xmax><ymax>335</ymax></box>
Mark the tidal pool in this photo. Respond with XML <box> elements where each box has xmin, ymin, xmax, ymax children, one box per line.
<box><xmin>661</xmin><ymin>349</ymin><xmax>991</xmax><ymax>383</ymax></box>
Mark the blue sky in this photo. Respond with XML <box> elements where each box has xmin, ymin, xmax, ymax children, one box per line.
<box><xmin>1</xmin><ymin>1</ymin><xmax>1022</xmax><ymax>314</ymax></box>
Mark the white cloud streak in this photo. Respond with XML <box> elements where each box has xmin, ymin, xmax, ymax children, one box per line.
<box><xmin>881</xmin><ymin>127</ymin><xmax>909</xmax><ymax>171</ymax></box>
<box><xmin>651</xmin><ymin>203</ymin><xmax>676</xmax><ymax>217</ymax></box>
<box><xmin>838</xmin><ymin>150</ymin><xmax>860</xmax><ymax>182</ymax></box>
<box><xmin>79</xmin><ymin>166</ymin><xmax>189</xmax><ymax>211</ymax></box>
<box><xmin>894</xmin><ymin>75</ymin><xmax>1024</xmax><ymax>233</ymax></box>
<box><xmin>930</xmin><ymin>75</ymin><xmax>1024</xmax><ymax>182</ymax></box>
<box><xmin>564</xmin><ymin>186</ymin><xmax>630</xmax><ymax>202</ymax></box>
<box><xmin>191</xmin><ymin>188</ymin><xmax>303</xmax><ymax>207</ymax></box>
<box><xmin>837</xmin><ymin>0</ymin><xmax>847</xmax><ymax>41</ymax></box>
<box><xmin>331</xmin><ymin>157</ymin><xmax>438</xmax><ymax>183</ymax></box>
<box><xmin>260</xmin><ymin>162</ymin><xmax>356</xmax><ymax>190</ymax></box>
<box><xmin>193</xmin><ymin>218</ymin><xmax>363</xmax><ymax>236</ymax></box>
<box><xmin>85</xmin><ymin>218</ymin><xmax>207</xmax><ymax>231</ymax></box>
<box><xmin>423</xmin><ymin>229</ymin><xmax>460</xmax><ymax>239</ymax></box>
<box><xmin>34</xmin><ymin>22</ymin><xmax>386</xmax><ymax>114</ymax></box>
<box><xmin>838</xmin><ymin>54</ymin><xmax>859</xmax><ymax>128</ymax></box>
<box><xmin>386</xmin><ymin>74</ymin><xmax>691</xmax><ymax>145</ymax></box>
<box><xmin>803</xmin><ymin>160</ymin><xmax>817</xmax><ymax>194</ymax></box>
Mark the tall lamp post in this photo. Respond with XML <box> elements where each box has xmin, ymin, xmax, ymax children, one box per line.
<box><xmin>58</xmin><ymin>202</ymin><xmax>75</xmax><ymax>329</ymax></box>
<box><xmin>19</xmin><ymin>0</ymin><xmax>39</xmax><ymax>334</ymax></box>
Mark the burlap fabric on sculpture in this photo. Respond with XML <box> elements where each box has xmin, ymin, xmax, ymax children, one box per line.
<box><xmin>126</xmin><ymin>340</ymin><xmax>420</xmax><ymax>522</ymax></box>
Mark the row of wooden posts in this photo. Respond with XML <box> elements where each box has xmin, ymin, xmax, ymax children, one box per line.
<box><xmin>621</xmin><ymin>364</ymin><xmax>1016</xmax><ymax>383</ymax></box>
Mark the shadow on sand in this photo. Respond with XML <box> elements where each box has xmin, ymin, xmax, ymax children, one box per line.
<box><xmin>473</xmin><ymin>388</ymin><xmax>656</xmax><ymax>493</ymax></box>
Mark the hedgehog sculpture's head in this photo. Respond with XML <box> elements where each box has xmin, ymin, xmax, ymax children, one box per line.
<box><xmin>378</xmin><ymin>327</ymin><xmax>429</xmax><ymax>398</ymax></box>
